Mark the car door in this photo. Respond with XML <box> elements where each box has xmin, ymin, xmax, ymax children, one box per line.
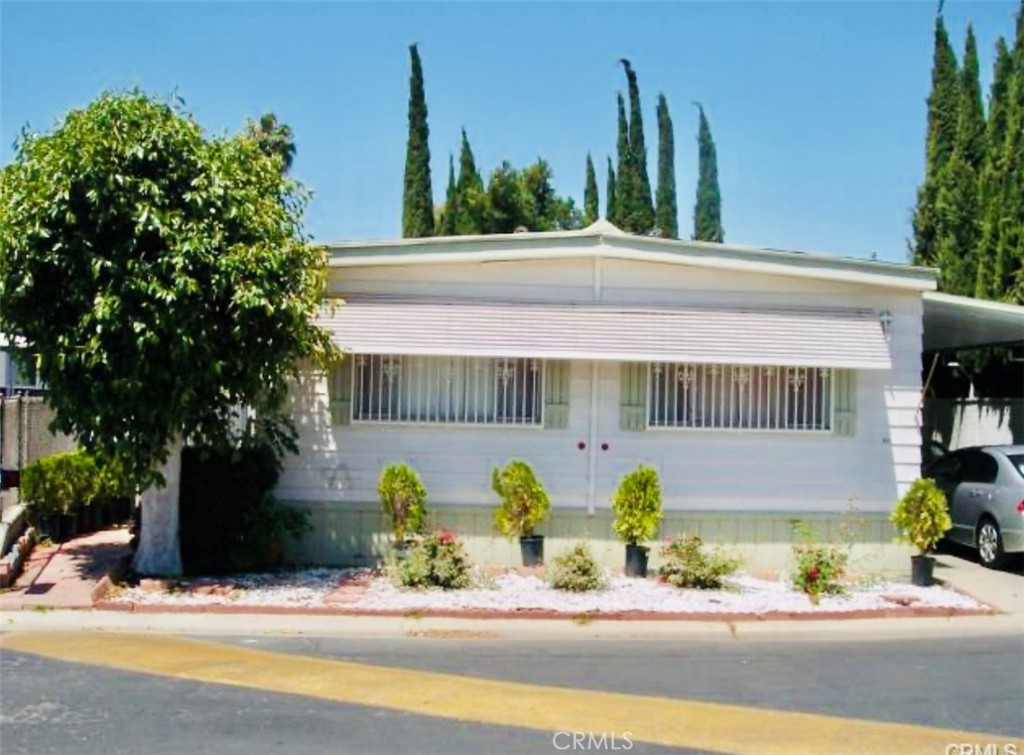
<box><xmin>951</xmin><ymin>450</ymin><xmax>1000</xmax><ymax>544</ymax></box>
<box><xmin>929</xmin><ymin>453</ymin><xmax>968</xmax><ymax>545</ymax></box>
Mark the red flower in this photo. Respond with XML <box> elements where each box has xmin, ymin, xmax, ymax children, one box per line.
<box><xmin>807</xmin><ymin>565</ymin><xmax>820</xmax><ymax>581</ymax></box>
<box><xmin>437</xmin><ymin>529</ymin><xmax>456</xmax><ymax>544</ymax></box>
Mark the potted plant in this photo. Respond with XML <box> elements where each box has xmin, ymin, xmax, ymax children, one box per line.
<box><xmin>891</xmin><ymin>478</ymin><xmax>951</xmax><ymax>587</ymax></box>
<box><xmin>612</xmin><ymin>464</ymin><xmax>663</xmax><ymax>577</ymax></box>
<box><xmin>492</xmin><ymin>460</ymin><xmax>550</xmax><ymax>567</ymax></box>
<box><xmin>378</xmin><ymin>463</ymin><xmax>429</xmax><ymax>548</ymax></box>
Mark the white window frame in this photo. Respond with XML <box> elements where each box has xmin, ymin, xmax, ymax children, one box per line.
<box><xmin>3</xmin><ymin>348</ymin><xmax>46</xmax><ymax>395</ymax></box>
<box><xmin>645</xmin><ymin>362</ymin><xmax>837</xmax><ymax>434</ymax></box>
<box><xmin>350</xmin><ymin>354</ymin><xmax>546</xmax><ymax>429</ymax></box>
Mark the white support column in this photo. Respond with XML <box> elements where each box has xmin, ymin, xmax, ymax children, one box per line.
<box><xmin>132</xmin><ymin>439</ymin><xmax>184</xmax><ymax>577</ymax></box>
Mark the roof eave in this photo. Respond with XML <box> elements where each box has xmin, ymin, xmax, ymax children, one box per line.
<box><xmin>327</xmin><ymin>233</ymin><xmax>937</xmax><ymax>292</ymax></box>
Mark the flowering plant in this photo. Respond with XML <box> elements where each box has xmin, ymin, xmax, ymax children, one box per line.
<box><xmin>789</xmin><ymin>522</ymin><xmax>849</xmax><ymax>604</ymax></box>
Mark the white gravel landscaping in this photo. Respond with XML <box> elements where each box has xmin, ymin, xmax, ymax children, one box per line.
<box><xmin>110</xmin><ymin>568</ymin><xmax>987</xmax><ymax>614</ymax></box>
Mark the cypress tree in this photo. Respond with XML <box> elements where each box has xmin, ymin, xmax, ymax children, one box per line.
<box><xmin>912</xmin><ymin>11</ymin><xmax>961</xmax><ymax>266</ymax></box>
<box><xmin>992</xmin><ymin>0</ymin><xmax>1024</xmax><ymax>302</ymax></box>
<box><xmin>402</xmin><ymin>44</ymin><xmax>434</xmax><ymax>238</ymax></box>
<box><xmin>975</xmin><ymin>38</ymin><xmax>1012</xmax><ymax>298</ymax></box>
<box><xmin>614</xmin><ymin>93</ymin><xmax>631</xmax><ymax>228</ymax></box>
<box><xmin>620</xmin><ymin>59</ymin><xmax>655</xmax><ymax>232</ymax></box>
<box><xmin>454</xmin><ymin>128</ymin><xmax>485</xmax><ymax>235</ymax></box>
<box><xmin>438</xmin><ymin>153</ymin><xmax>457</xmax><ymax>236</ymax></box>
<box><xmin>934</xmin><ymin>25</ymin><xmax>987</xmax><ymax>295</ymax></box>
<box><xmin>584</xmin><ymin>153</ymin><xmax>599</xmax><ymax>225</ymax></box>
<box><xmin>655</xmin><ymin>93</ymin><xmax>678</xmax><ymax>238</ymax></box>
<box><xmin>958</xmin><ymin>26</ymin><xmax>987</xmax><ymax>172</ymax></box>
<box><xmin>606</xmin><ymin>157</ymin><xmax>617</xmax><ymax>223</ymax></box>
<box><xmin>693</xmin><ymin>103</ymin><xmax>724</xmax><ymax>243</ymax></box>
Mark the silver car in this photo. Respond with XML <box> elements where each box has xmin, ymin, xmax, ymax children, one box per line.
<box><xmin>926</xmin><ymin>445</ymin><xmax>1024</xmax><ymax>569</ymax></box>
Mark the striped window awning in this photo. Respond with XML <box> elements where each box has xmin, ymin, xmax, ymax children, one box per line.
<box><xmin>317</xmin><ymin>299</ymin><xmax>892</xmax><ymax>370</ymax></box>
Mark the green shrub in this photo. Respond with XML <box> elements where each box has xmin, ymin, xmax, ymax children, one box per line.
<box><xmin>179</xmin><ymin>440</ymin><xmax>310</xmax><ymax>574</ymax></box>
<box><xmin>492</xmin><ymin>460</ymin><xmax>550</xmax><ymax>539</ymax></box>
<box><xmin>22</xmin><ymin>451</ymin><xmax>100</xmax><ymax>518</ymax></box>
<box><xmin>611</xmin><ymin>464</ymin><xmax>662</xmax><ymax>545</ymax></box>
<box><xmin>393</xmin><ymin>530</ymin><xmax>472</xmax><ymax>590</ymax></box>
<box><xmin>550</xmin><ymin>542</ymin><xmax>608</xmax><ymax>592</ymax></box>
<box><xmin>658</xmin><ymin>535</ymin><xmax>741</xmax><ymax>589</ymax></box>
<box><xmin>891</xmin><ymin>478</ymin><xmax>951</xmax><ymax>555</ymax></box>
<box><xmin>789</xmin><ymin>522</ymin><xmax>849</xmax><ymax>604</ymax></box>
<box><xmin>378</xmin><ymin>463</ymin><xmax>428</xmax><ymax>542</ymax></box>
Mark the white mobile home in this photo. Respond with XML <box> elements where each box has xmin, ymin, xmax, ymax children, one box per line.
<box><xmin>277</xmin><ymin>221</ymin><xmax>939</xmax><ymax>567</ymax></box>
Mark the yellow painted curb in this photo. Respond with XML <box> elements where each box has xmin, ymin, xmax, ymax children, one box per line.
<box><xmin>2</xmin><ymin>632</ymin><xmax>1020</xmax><ymax>755</ymax></box>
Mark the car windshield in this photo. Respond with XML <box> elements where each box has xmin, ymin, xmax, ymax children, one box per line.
<box><xmin>1008</xmin><ymin>454</ymin><xmax>1024</xmax><ymax>480</ymax></box>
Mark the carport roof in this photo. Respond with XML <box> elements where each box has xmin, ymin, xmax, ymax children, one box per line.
<box><xmin>923</xmin><ymin>292</ymin><xmax>1024</xmax><ymax>351</ymax></box>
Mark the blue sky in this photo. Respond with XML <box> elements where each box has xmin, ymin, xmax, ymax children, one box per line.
<box><xmin>1</xmin><ymin>1</ymin><xmax>1019</xmax><ymax>261</ymax></box>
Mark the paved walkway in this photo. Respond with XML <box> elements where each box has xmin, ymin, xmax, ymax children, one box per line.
<box><xmin>0</xmin><ymin>527</ymin><xmax>132</xmax><ymax>611</ymax></box>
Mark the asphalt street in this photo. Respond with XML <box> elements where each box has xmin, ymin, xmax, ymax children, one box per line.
<box><xmin>1</xmin><ymin>632</ymin><xmax>1021</xmax><ymax>755</ymax></box>
<box><xmin>215</xmin><ymin>633</ymin><xmax>1024</xmax><ymax>736</ymax></box>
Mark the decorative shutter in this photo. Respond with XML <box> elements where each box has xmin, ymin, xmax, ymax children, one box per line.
<box><xmin>329</xmin><ymin>360</ymin><xmax>352</xmax><ymax>425</ymax></box>
<box><xmin>543</xmin><ymin>360</ymin><xmax>570</xmax><ymax>429</ymax></box>
<box><xmin>620</xmin><ymin>362</ymin><xmax>647</xmax><ymax>431</ymax></box>
<box><xmin>834</xmin><ymin>369</ymin><xmax>856</xmax><ymax>437</ymax></box>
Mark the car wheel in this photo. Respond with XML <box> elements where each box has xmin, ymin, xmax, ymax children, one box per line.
<box><xmin>976</xmin><ymin>518</ymin><xmax>1007</xmax><ymax>569</ymax></box>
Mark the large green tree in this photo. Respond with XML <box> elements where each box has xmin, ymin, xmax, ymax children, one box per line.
<box><xmin>402</xmin><ymin>44</ymin><xmax>435</xmax><ymax>238</ymax></box>
<box><xmin>244</xmin><ymin>113</ymin><xmax>296</xmax><ymax>174</ymax></box>
<box><xmin>0</xmin><ymin>91</ymin><xmax>336</xmax><ymax>574</ymax></box>
<box><xmin>584</xmin><ymin>153</ymin><xmax>599</xmax><ymax>225</ymax></box>
<box><xmin>620</xmin><ymin>59</ymin><xmax>655</xmax><ymax>233</ymax></box>
<box><xmin>693</xmin><ymin>103</ymin><xmax>724</xmax><ymax>242</ymax></box>
<box><xmin>655</xmin><ymin>93</ymin><xmax>678</xmax><ymax>238</ymax></box>
<box><xmin>912</xmin><ymin>11</ymin><xmax>961</xmax><ymax>267</ymax></box>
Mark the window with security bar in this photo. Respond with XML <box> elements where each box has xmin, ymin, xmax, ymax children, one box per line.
<box><xmin>352</xmin><ymin>355</ymin><xmax>544</xmax><ymax>425</ymax></box>
<box><xmin>648</xmin><ymin>363</ymin><xmax>835</xmax><ymax>432</ymax></box>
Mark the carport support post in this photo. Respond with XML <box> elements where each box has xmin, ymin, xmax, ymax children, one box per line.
<box><xmin>132</xmin><ymin>439</ymin><xmax>184</xmax><ymax>576</ymax></box>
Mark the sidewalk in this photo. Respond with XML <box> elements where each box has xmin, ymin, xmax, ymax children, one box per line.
<box><xmin>0</xmin><ymin>527</ymin><xmax>132</xmax><ymax>611</ymax></box>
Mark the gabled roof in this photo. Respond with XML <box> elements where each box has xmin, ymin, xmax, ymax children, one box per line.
<box><xmin>325</xmin><ymin>221</ymin><xmax>937</xmax><ymax>292</ymax></box>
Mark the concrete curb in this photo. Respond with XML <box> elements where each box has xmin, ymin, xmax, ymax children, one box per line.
<box><xmin>88</xmin><ymin>599</ymin><xmax>999</xmax><ymax>622</ymax></box>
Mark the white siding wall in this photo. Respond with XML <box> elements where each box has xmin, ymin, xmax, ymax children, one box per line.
<box><xmin>280</xmin><ymin>254</ymin><xmax>924</xmax><ymax>514</ymax></box>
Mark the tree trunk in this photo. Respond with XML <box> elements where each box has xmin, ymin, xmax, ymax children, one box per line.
<box><xmin>131</xmin><ymin>440</ymin><xmax>184</xmax><ymax>576</ymax></box>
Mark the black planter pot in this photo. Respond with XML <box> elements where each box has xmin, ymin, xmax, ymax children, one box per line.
<box><xmin>36</xmin><ymin>514</ymin><xmax>57</xmax><ymax>542</ymax></box>
<box><xmin>76</xmin><ymin>508</ymin><xmax>90</xmax><ymax>535</ymax></box>
<box><xmin>519</xmin><ymin>535</ymin><xmax>545</xmax><ymax>567</ymax></box>
<box><xmin>625</xmin><ymin>544</ymin><xmax>649</xmax><ymax>578</ymax></box>
<box><xmin>116</xmin><ymin>497</ymin><xmax>132</xmax><ymax>524</ymax></box>
<box><xmin>90</xmin><ymin>504</ymin><xmax>104</xmax><ymax>532</ymax></box>
<box><xmin>58</xmin><ymin>513</ymin><xmax>78</xmax><ymax>543</ymax></box>
<box><xmin>911</xmin><ymin>554</ymin><xmax>935</xmax><ymax>587</ymax></box>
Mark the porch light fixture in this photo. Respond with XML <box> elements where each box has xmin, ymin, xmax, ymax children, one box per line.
<box><xmin>878</xmin><ymin>308</ymin><xmax>893</xmax><ymax>339</ymax></box>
